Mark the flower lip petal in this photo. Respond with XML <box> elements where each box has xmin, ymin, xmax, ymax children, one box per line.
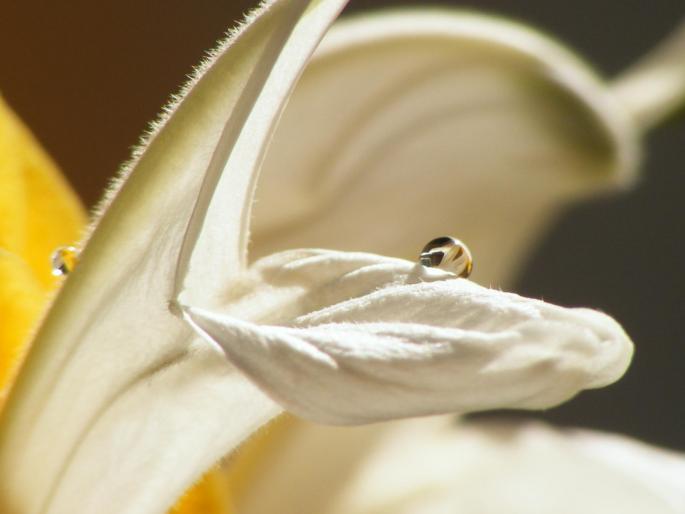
<box><xmin>182</xmin><ymin>249</ymin><xmax>633</xmax><ymax>425</ymax></box>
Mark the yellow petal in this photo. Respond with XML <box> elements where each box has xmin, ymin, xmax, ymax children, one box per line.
<box><xmin>0</xmin><ymin>249</ymin><xmax>46</xmax><ymax>406</ymax></box>
<box><xmin>0</xmin><ymin>95</ymin><xmax>86</xmax><ymax>289</ymax></box>
<box><xmin>0</xmin><ymin>97</ymin><xmax>85</xmax><ymax>407</ymax></box>
<box><xmin>171</xmin><ymin>468</ymin><xmax>233</xmax><ymax>514</ymax></box>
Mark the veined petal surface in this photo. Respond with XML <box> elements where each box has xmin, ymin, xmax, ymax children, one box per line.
<box><xmin>184</xmin><ymin>249</ymin><xmax>632</xmax><ymax>425</ymax></box>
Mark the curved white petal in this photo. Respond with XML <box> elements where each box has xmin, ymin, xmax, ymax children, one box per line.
<box><xmin>0</xmin><ymin>1</ymin><xmax>347</xmax><ymax>513</ymax></box>
<box><xmin>251</xmin><ymin>10</ymin><xmax>640</xmax><ymax>285</ymax></box>
<box><xmin>183</xmin><ymin>249</ymin><xmax>632</xmax><ymax>425</ymax></box>
<box><xmin>323</xmin><ymin>419</ymin><xmax>685</xmax><ymax>514</ymax></box>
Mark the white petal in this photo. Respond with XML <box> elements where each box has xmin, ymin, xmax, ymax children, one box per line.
<box><xmin>0</xmin><ymin>1</ymin><xmax>347</xmax><ymax>513</ymax></box>
<box><xmin>251</xmin><ymin>10</ymin><xmax>641</xmax><ymax>285</ymax></box>
<box><xmin>324</xmin><ymin>419</ymin><xmax>685</xmax><ymax>514</ymax></box>
<box><xmin>183</xmin><ymin>249</ymin><xmax>632</xmax><ymax>425</ymax></box>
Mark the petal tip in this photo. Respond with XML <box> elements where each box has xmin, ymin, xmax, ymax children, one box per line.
<box><xmin>573</xmin><ymin>307</ymin><xmax>635</xmax><ymax>389</ymax></box>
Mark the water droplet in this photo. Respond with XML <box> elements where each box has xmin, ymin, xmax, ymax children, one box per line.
<box><xmin>419</xmin><ymin>236</ymin><xmax>473</xmax><ymax>278</ymax></box>
<box><xmin>51</xmin><ymin>246</ymin><xmax>79</xmax><ymax>276</ymax></box>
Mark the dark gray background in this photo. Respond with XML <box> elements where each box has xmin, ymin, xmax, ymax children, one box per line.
<box><xmin>1</xmin><ymin>1</ymin><xmax>683</xmax><ymax>449</ymax></box>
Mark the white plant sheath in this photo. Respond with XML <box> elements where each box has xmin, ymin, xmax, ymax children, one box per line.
<box><xmin>0</xmin><ymin>3</ymin><xmax>643</xmax><ymax>514</ymax></box>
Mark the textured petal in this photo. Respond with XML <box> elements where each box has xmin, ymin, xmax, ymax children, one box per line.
<box><xmin>183</xmin><ymin>249</ymin><xmax>632</xmax><ymax>425</ymax></box>
<box><xmin>251</xmin><ymin>10</ymin><xmax>640</xmax><ymax>285</ymax></box>
<box><xmin>0</xmin><ymin>2</ymin><xmax>347</xmax><ymax>513</ymax></box>
<box><xmin>323</xmin><ymin>419</ymin><xmax>685</xmax><ymax>514</ymax></box>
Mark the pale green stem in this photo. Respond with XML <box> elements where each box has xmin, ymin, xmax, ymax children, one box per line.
<box><xmin>611</xmin><ymin>20</ymin><xmax>685</xmax><ymax>131</ymax></box>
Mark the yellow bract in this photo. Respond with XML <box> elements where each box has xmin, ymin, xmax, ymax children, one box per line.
<box><xmin>0</xmin><ymin>249</ymin><xmax>46</xmax><ymax>404</ymax></box>
<box><xmin>0</xmin><ymin>96</ymin><xmax>85</xmax><ymax>406</ymax></box>
<box><xmin>172</xmin><ymin>467</ymin><xmax>234</xmax><ymax>514</ymax></box>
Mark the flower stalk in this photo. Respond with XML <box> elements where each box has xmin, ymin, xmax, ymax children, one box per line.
<box><xmin>612</xmin><ymin>21</ymin><xmax>685</xmax><ymax>130</ymax></box>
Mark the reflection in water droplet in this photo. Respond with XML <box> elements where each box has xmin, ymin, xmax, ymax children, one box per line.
<box><xmin>51</xmin><ymin>246</ymin><xmax>79</xmax><ymax>276</ymax></box>
<box><xmin>419</xmin><ymin>236</ymin><xmax>473</xmax><ymax>278</ymax></box>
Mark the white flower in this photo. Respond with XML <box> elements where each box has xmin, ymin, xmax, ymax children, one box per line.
<box><xmin>1</xmin><ymin>1</ymin><xmax>682</xmax><ymax>513</ymax></box>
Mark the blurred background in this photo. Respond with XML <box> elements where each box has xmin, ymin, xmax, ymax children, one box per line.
<box><xmin>1</xmin><ymin>0</ymin><xmax>683</xmax><ymax>450</ymax></box>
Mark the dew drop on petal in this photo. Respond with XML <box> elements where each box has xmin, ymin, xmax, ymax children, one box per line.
<box><xmin>419</xmin><ymin>236</ymin><xmax>473</xmax><ymax>278</ymax></box>
<box><xmin>51</xmin><ymin>246</ymin><xmax>79</xmax><ymax>276</ymax></box>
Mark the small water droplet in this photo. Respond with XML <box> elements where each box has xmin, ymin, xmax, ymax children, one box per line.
<box><xmin>51</xmin><ymin>246</ymin><xmax>79</xmax><ymax>276</ymax></box>
<box><xmin>419</xmin><ymin>236</ymin><xmax>473</xmax><ymax>278</ymax></box>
